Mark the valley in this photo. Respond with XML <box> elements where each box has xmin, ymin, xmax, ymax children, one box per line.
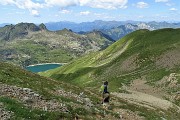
<box><xmin>0</xmin><ymin>23</ymin><xmax>114</xmax><ymax>67</ymax></box>
<box><xmin>0</xmin><ymin>23</ymin><xmax>180</xmax><ymax>119</ymax></box>
<box><xmin>0</xmin><ymin>0</ymin><xmax>180</xmax><ymax>119</ymax></box>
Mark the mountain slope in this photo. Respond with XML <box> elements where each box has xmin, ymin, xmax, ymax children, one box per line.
<box><xmin>41</xmin><ymin>28</ymin><xmax>180</xmax><ymax>119</ymax></box>
<box><xmin>43</xmin><ymin>28</ymin><xmax>180</xmax><ymax>91</ymax></box>
<box><xmin>0</xmin><ymin>62</ymin><xmax>124</xmax><ymax>119</ymax></box>
<box><xmin>0</xmin><ymin>23</ymin><xmax>114</xmax><ymax>66</ymax></box>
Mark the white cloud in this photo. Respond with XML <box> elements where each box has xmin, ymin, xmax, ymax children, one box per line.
<box><xmin>94</xmin><ymin>13</ymin><xmax>105</xmax><ymax>17</ymax></box>
<box><xmin>0</xmin><ymin>0</ymin><xmax>15</xmax><ymax>5</ymax></box>
<box><xmin>79</xmin><ymin>0</ymin><xmax>128</xmax><ymax>9</ymax></box>
<box><xmin>0</xmin><ymin>0</ymin><xmax>43</xmax><ymax>9</ymax></box>
<box><xmin>45</xmin><ymin>0</ymin><xmax>78</xmax><ymax>8</ymax></box>
<box><xmin>136</xmin><ymin>2</ymin><xmax>149</xmax><ymax>8</ymax></box>
<box><xmin>80</xmin><ymin>11</ymin><xmax>90</xmax><ymax>15</ymax></box>
<box><xmin>155</xmin><ymin>0</ymin><xmax>169</xmax><ymax>2</ymax></box>
<box><xmin>0</xmin><ymin>0</ymin><xmax>43</xmax><ymax>17</ymax></box>
<box><xmin>30</xmin><ymin>9</ymin><xmax>40</xmax><ymax>17</ymax></box>
<box><xmin>44</xmin><ymin>0</ymin><xmax>128</xmax><ymax>9</ymax></box>
<box><xmin>15</xmin><ymin>11</ymin><xmax>25</xmax><ymax>14</ymax></box>
<box><xmin>60</xmin><ymin>9</ymin><xmax>71</xmax><ymax>14</ymax></box>
<box><xmin>0</xmin><ymin>0</ymin><xmax>128</xmax><ymax>10</ymax></box>
<box><xmin>138</xmin><ymin>15</ymin><xmax>144</xmax><ymax>18</ymax></box>
<box><xmin>0</xmin><ymin>0</ymin><xmax>128</xmax><ymax>18</ymax></box>
<box><xmin>15</xmin><ymin>0</ymin><xmax>43</xmax><ymax>9</ymax></box>
<box><xmin>169</xmin><ymin>8</ymin><xmax>177</xmax><ymax>11</ymax></box>
<box><xmin>166</xmin><ymin>3</ymin><xmax>173</xmax><ymax>6</ymax></box>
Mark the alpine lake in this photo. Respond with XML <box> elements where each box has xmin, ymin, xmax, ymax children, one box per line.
<box><xmin>25</xmin><ymin>63</ymin><xmax>62</xmax><ymax>73</ymax></box>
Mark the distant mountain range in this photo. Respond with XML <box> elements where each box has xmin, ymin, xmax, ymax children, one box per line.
<box><xmin>1</xmin><ymin>21</ymin><xmax>180</xmax><ymax>41</ymax></box>
<box><xmin>45</xmin><ymin>20</ymin><xmax>128</xmax><ymax>32</ymax></box>
<box><xmin>44</xmin><ymin>20</ymin><xmax>180</xmax><ymax>31</ymax></box>
<box><xmin>0</xmin><ymin>23</ymin><xmax>114</xmax><ymax>66</ymax></box>
<box><xmin>100</xmin><ymin>23</ymin><xmax>153</xmax><ymax>40</ymax></box>
<box><xmin>45</xmin><ymin>20</ymin><xmax>180</xmax><ymax>40</ymax></box>
<box><xmin>0</xmin><ymin>23</ymin><xmax>11</xmax><ymax>27</ymax></box>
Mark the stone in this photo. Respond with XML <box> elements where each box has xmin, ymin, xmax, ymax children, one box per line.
<box><xmin>23</xmin><ymin>97</ymin><xmax>33</xmax><ymax>103</ymax></box>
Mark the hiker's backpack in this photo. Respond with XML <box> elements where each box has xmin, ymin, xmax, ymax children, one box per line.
<box><xmin>100</xmin><ymin>85</ymin><xmax>104</xmax><ymax>93</ymax></box>
<box><xmin>100</xmin><ymin>85</ymin><xmax>108</xmax><ymax>93</ymax></box>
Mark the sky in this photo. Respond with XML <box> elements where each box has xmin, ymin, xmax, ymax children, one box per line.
<box><xmin>0</xmin><ymin>0</ymin><xmax>179</xmax><ymax>24</ymax></box>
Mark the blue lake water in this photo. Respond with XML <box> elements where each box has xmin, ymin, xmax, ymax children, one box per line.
<box><xmin>25</xmin><ymin>64</ymin><xmax>62</xmax><ymax>73</ymax></box>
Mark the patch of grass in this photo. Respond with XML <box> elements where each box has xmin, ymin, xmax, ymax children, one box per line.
<box><xmin>146</xmin><ymin>68</ymin><xmax>171</xmax><ymax>82</ymax></box>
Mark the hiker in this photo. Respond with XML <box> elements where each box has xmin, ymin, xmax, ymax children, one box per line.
<box><xmin>100</xmin><ymin>81</ymin><xmax>110</xmax><ymax>104</ymax></box>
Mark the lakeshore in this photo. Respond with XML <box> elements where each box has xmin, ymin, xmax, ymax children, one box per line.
<box><xmin>26</xmin><ymin>63</ymin><xmax>67</xmax><ymax>67</ymax></box>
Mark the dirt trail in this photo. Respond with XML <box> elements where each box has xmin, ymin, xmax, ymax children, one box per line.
<box><xmin>129</xmin><ymin>79</ymin><xmax>167</xmax><ymax>98</ymax></box>
<box><xmin>112</xmin><ymin>80</ymin><xmax>180</xmax><ymax>111</ymax></box>
<box><xmin>112</xmin><ymin>91</ymin><xmax>177</xmax><ymax>110</ymax></box>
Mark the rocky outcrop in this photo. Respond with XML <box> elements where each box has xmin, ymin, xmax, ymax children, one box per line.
<box><xmin>0</xmin><ymin>84</ymin><xmax>68</xmax><ymax>112</ymax></box>
<box><xmin>0</xmin><ymin>83</ymin><xmax>94</xmax><ymax>114</ymax></box>
<box><xmin>54</xmin><ymin>90</ymin><xmax>93</xmax><ymax>108</ymax></box>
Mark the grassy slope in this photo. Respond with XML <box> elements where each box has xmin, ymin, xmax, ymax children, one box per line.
<box><xmin>0</xmin><ymin>62</ymin><xmax>112</xmax><ymax>119</ymax></box>
<box><xmin>41</xmin><ymin>29</ymin><xmax>139</xmax><ymax>75</ymax></box>
<box><xmin>41</xmin><ymin>28</ymin><xmax>180</xmax><ymax>104</ymax></box>
<box><xmin>42</xmin><ymin>28</ymin><xmax>180</xmax><ymax>83</ymax></box>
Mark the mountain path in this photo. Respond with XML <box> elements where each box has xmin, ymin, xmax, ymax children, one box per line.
<box><xmin>112</xmin><ymin>91</ymin><xmax>178</xmax><ymax>110</ymax></box>
<box><xmin>112</xmin><ymin>80</ymin><xmax>180</xmax><ymax>111</ymax></box>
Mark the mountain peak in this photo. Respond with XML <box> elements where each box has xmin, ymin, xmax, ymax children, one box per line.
<box><xmin>15</xmin><ymin>22</ymin><xmax>40</xmax><ymax>31</ymax></box>
<box><xmin>39</xmin><ymin>23</ymin><xmax>47</xmax><ymax>30</ymax></box>
<box><xmin>0</xmin><ymin>23</ymin><xmax>48</xmax><ymax>40</ymax></box>
<box><xmin>55</xmin><ymin>28</ymin><xmax>74</xmax><ymax>35</ymax></box>
<box><xmin>62</xmin><ymin>28</ymin><xmax>73</xmax><ymax>32</ymax></box>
